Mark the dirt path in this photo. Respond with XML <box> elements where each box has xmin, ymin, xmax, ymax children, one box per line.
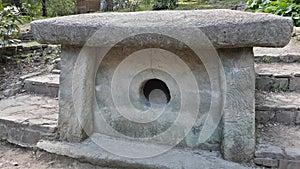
<box><xmin>0</xmin><ymin>141</ymin><xmax>113</xmax><ymax>169</ymax></box>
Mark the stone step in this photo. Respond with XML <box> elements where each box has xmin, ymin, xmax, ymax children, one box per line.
<box><xmin>0</xmin><ymin>94</ymin><xmax>58</xmax><ymax>147</ymax></box>
<box><xmin>24</xmin><ymin>74</ymin><xmax>59</xmax><ymax>97</ymax></box>
<box><xmin>255</xmin><ymin>63</ymin><xmax>300</xmax><ymax>92</ymax></box>
<box><xmin>22</xmin><ymin>62</ymin><xmax>300</xmax><ymax>97</ymax></box>
<box><xmin>22</xmin><ymin>59</ymin><xmax>300</xmax><ymax>96</ymax></box>
<box><xmin>37</xmin><ymin>134</ymin><xmax>248</xmax><ymax>169</ymax></box>
<box><xmin>0</xmin><ymin>93</ymin><xmax>299</xmax><ymax>168</ymax></box>
<box><xmin>20</xmin><ymin>73</ymin><xmax>300</xmax><ymax>126</ymax></box>
<box><xmin>254</xmin><ymin>36</ymin><xmax>300</xmax><ymax>63</ymax></box>
<box><xmin>255</xmin><ymin>92</ymin><xmax>300</xmax><ymax>125</ymax></box>
<box><xmin>255</xmin><ymin>124</ymin><xmax>300</xmax><ymax>168</ymax></box>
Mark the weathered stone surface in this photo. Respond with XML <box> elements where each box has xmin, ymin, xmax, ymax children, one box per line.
<box><xmin>30</xmin><ymin>9</ymin><xmax>295</xmax><ymax>164</ymax></box>
<box><xmin>31</xmin><ymin>10</ymin><xmax>293</xmax><ymax>48</ymax></box>
<box><xmin>294</xmin><ymin>27</ymin><xmax>300</xmax><ymax>36</ymax></box>
<box><xmin>37</xmin><ymin>134</ymin><xmax>249</xmax><ymax>169</ymax></box>
<box><xmin>24</xmin><ymin>74</ymin><xmax>59</xmax><ymax>97</ymax></box>
<box><xmin>3</xmin><ymin>88</ymin><xmax>21</xmax><ymax>97</ymax></box>
<box><xmin>276</xmin><ymin>111</ymin><xmax>296</xmax><ymax>125</ymax></box>
<box><xmin>255</xmin><ymin>76</ymin><xmax>289</xmax><ymax>91</ymax></box>
<box><xmin>51</xmin><ymin>69</ymin><xmax>60</xmax><ymax>74</ymax></box>
<box><xmin>20</xmin><ymin>72</ymin><xmax>42</xmax><ymax>80</ymax></box>
<box><xmin>58</xmin><ymin>45</ymin><xmax>90</xmax><ymax>142</ymax></box>
<box><xmin>56</xmin><ymin>41</ymin><xmax>252</xmax><ymax>162</ymax></box>
<box><xmin>285</xmin><ymin>147</ymin><xmax>300</xmax><ymax>160</ymax></box>
<box><xmin>290</xmin><ymin>77</ymin><xmax>300</xmax><ymax>91</ymax></box>
<box><xmin>296</xmin><ymin>113</ymin><xmax>300</xmax><ymax>124</ymax></box>
<box><xmin>255</xmin><ymin>63</ymin><xmax>300</xmax><ymax>76</ymax></box>
<box><xmin>220</xmin><ymin>48</ymin><xmax>255</xmax><ymax>162</ymax></box>
<box><xmin>0</xmin><ymin>94</ymin><xmax>58</xmax><ymax>147</ymax></box>
<box><xmin>279</xmin><ymin>160</ymin><xmax>300</xmax><ymax>169</ymax></box>
<box><xmin>254</xmin><ymin>62</ymin><xmax>300</xmax><ymax>91</ymax></box>
<box><xmin>256</xmin><ymin>125</ymin><xmax>300</xmax><ymax>152</ymax></box>
<box><xmin>58</xmin><ymin>47</ymin><xmax>254</xmax><ymax>162</ymax></box>
<box><xmin>256</xmin><ymin>92</ymin><xmax>300</xmax><ymax>111</ymax></box>
<box><xmin>255</xmin><ymin>145</ymin><xmax>284</xmax><ymax>159</ymax></box>
<box><xmin>255</xmin><ymin>110</ymin><xmax>275</xmax><ymax>123</ymax></box>
<box><xmin>254</xmin><ymin>37</ymin><xmax>300</xmax><ymax>63</ymax></box>
<box><xmin>52</xmin><ymin>58</ymin><xmax>61</xmax><ymax>70</ymax></box>
<box><xmin>254</xmin><ymin>158</ymin><xmax>278</xmax><ymax>167</ymax></box>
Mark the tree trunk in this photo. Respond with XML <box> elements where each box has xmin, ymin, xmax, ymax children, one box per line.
<box><xmin>42</xmin><ymin>0</ymin><xmax>47</xmax><ymax>17</ymax></box>
<box><xmin>12</xmin><ymin>0</ymin><xmax>21</xmax><ymax>8</ymax></box>
<box><xmin>107</xmin><ymin>0</ymin><xmax>113</xmax><ymax>11</ymax></box>
<box><xmin>100</xmin><ymin>0</ymin><xmax>107</xmax><ymax>11</ymax></box>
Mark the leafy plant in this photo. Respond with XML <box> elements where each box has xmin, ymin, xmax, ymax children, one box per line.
<box><xmin>21</xmin><ymin>0</ymin><xmax>42</xmax><ymax>17</ymax></box>
<box><xmin>152</xmin><ymin>0</ymin><xmax>178</xmax><ymax>10</ymax></box>
<box><xmin>246</xmin><ymin>0</ymin><xmax>300</xmax><ymax>26</ymax></box>
<box><xmin>0</xmin><ymin>5</ymin><xmax>23</xmax><ymax>46</ymax></box>
<box><xmin>262</xmin><ymin>56</ymin><xmax>271</xmax><ymax>63</ymax></box>
<box><xmin>6</xmin><ymin>0</ymin><xmax>77</xmax><ymax>17</ymax></box>
<box><xmin>47</xmin><ymin>0</ymin><xmax>76</xmax><ymax>17</ymax></box>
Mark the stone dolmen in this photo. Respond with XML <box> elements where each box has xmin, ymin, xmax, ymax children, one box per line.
<box><xmin>31</xmin><ymin>10</ymin><xmax>293</xmax><ymax>168</ymax></box>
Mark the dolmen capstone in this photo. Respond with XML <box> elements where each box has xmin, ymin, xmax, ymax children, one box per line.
<box><xmin>31</xmin><ymin>10</ymin><xmax>293</xmax><ymax>164</ymax></box>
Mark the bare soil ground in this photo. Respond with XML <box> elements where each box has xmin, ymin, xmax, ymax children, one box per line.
<box><xmin>256</xmin><ymin>123</ymin><xmax>300</xmax><ymax>149</ymax></box>
<box><xmin>0</xmin><ymin>43</ymin><xmax>59</xmax><ymax>100</ymax></box>
<box><xmin>0</xmin><ymin>140</ymin><xmax>113</xmax><ymax>169</ymax></box>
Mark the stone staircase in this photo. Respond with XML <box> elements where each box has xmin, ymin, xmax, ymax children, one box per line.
<box><xmin>252</xmin><ymin>28</ymin><xmax>300</xmax><ymax>168</ymax></box>
<box><xmin>1</xmin><ymin>29</ymin><xmax>300</xmax><ymax>168</ymax></box>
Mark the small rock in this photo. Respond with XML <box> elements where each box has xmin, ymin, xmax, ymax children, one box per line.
<box><xmin>51</xmin><ymin>69</ymin><xmax>60</xmax><ymax>74</ymax></box>
<box><xmin>51</xmin><ymin>58</ymin><xmax>61</xmax><ymax>64</ymax></box>
<box><xmin>285</xmin><ymin>147</ymin><xmax>300</xmax><ymax>160</ymax></box>
<box><xmin>254</xmin><ymin>157</ymin><xmax>278</xmax><ymax>167</ymax></box>
<box><xmin>279</xmin><ymin>159</ymin><xmax>300</xmax><ymax>169</ymax></box>
<box><xmin>255</xmin><ymin>145</ymin><xmax>285</xmax><ymax>159</ymax></box>
<box><xmin>11</xmin><ymin>162</ymin><xmax>18</xmax><ymax>166</ymax></box>
<box><xmin>3</xmin><ymin>89</ymin><xmax>13</xmax><ymax>97</ymax></box>
<box><xmin>0</xmin><ymin>67</ymin><xmax>5</xmax><ymax>74</ymax></box>
<box><xmin>47</xmin><ymin>161</ymin><xmax>55</xmax><ymax>165</ymax></box>
<box><xmin>11</xmin><ymin>81</ymin><xmax>23</xmax><ymax>90</ymax></box>
<box><xmin>295</xmin><ymin>27</ymin><xmax>300</xmax><ymax>35</ymax></box>
<box><xmin>3</xmin><ymin>88</ymin><xmax>20</xmax><ymax>97</ymax></box>
<box><xmin>20</xmin><ymin>72</ymin><xmax>42</xmax><ymax>81</ymax></box>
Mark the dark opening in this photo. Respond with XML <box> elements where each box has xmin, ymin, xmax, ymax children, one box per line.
<box><xmin>142</xmin><ymin>79</ymin><xmax>171</xmax><ymax>104</ymax></box>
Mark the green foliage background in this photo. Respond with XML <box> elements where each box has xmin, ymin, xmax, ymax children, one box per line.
<box><xmin>0</xmin><ymin>4</ymin><xmax>23</xmax><ymax>46</ymax></box>
<box><xmin>246</xmin><ymin>0</ymin><xmax>300</xmax><ymax>26</ymax></box>
<box><xmin>2</xmin><ymin>0</ymin><xmax>76</xmax><ymax>17</ymax></box>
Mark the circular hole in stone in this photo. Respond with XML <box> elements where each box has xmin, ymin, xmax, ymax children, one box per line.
<box><xmin>142</xmin><ymin>79</ymin><xmax>171</xmax><ymax>106</ymax></box>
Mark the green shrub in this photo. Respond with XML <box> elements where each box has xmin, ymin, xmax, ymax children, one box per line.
<box><xmin>0</xmin><ymin>5</ymin><xmax>23</xmax><ymax>46</ymax></box>
<box><xmin>20</xmin><ymin>0</ymin><xmax>76</xmax><ymax>17</ymax></box>
<box><xmin>152</xmin><ymin>0</ymin><xmax>177</xmax><ymax>10</ymax></box>
<box><xmin>21</xmin><ymin>0</ymin><xmax>42</xmax><ymax>16</ymax></box>
<box><xmin>47</xmin><ymin>0</ymin><xmax>76</xmax><ymax>17</ymax></box>
<box><xmin>246</xmin><ymin>0</ymin><xmax>300</xmax><ymax>26</ymax></box>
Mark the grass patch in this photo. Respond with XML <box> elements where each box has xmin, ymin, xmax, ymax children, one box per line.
<box><xmin>21</xmin><ymin>41</ymin><xmax>41</xmax><ymax>47</ymax></box>
<box><xmin>113</xmin><ymin>0</ymin><xmax>247</xmax><ymax>12</ymax></box>
<box><xmin>175</xmin><ymin>0</ymin><xmax>247</xmax><ymax>10</ymax></box>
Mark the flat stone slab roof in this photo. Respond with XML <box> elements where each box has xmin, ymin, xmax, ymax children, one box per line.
<box><xmin>31</xmin><ymin>10</ymin><xmax>293</xmax><ymax>48</ymax></box>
